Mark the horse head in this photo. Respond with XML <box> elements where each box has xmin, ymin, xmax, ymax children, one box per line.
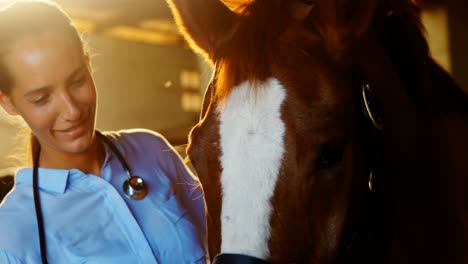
<box><xmin>167</xmin><ymin>0</ymin><xmax>468</xmax><ymax>263</ymax></box>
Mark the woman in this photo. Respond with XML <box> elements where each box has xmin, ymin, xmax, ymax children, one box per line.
<box><xmin>0</xmin><ymin>1</ymin><xmax>208</xmax><ymax>263</ymax></box>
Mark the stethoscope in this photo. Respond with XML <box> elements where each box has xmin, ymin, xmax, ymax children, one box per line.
<box><xmin>33</xmin><ymin>130</ymin><xmax>148</xmax><ymax>264</ymax></box>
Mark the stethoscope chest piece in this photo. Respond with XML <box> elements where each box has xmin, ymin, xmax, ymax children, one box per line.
<box><xmin>123</xmin><ymin>175</ymin><xmax>148</xmax><ymax>200</ymax></box>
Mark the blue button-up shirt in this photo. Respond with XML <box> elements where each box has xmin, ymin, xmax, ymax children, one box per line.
<box><xmin>0</xmin><ymin>129</ymin><xmax>208</xmax><ymax>263</ymax></box>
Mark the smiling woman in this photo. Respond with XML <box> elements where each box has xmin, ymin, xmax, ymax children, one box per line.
<box><xmin>2</xmin><ymin>30</ymin><xmax>97</xmax><ymax>163</ymax></box>
<box><xmin>0</xmin><ymin>1</ymin><xmax>208</xmax><ymax>263</ymax></box>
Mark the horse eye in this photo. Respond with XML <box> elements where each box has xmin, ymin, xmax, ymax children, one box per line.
<box><xmin>316</xmin><ymin>141</ymin><xmax>345</xmax><ymax>170</ymax></box>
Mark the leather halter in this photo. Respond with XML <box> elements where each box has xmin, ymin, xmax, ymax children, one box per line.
<box><xmin>336</xmin><ymin>5</ymin><xmax>411</xmax><ymax>260</ymax></box>
<box><xmin>333</xmin><ymin>77</ymin><xmax>389</xmax><ymax>263</ymax></box>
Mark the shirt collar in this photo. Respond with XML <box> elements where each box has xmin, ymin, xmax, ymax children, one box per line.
<box><xmin>13</xmin><ymin>139</ymin><xmax>114</xmax><ymax>194</ymax></box>
<box><xmin>15</xmin><ymin>167</ymin><xmax>69</xmax><ymax>194</ymax></box>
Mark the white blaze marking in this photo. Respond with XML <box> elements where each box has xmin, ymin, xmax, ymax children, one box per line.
<box><xmin>218</xmin><ymin>78</ymin><xmax>286</xmax><ymax>259</ymax></box>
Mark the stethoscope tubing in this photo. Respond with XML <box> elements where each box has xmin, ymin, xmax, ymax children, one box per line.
<box><xmin>33</xmin><ymin>145</ymin><xmax>48</xmax><ymax>264</ymax></box>
<box><xmin>33</xmin><ymin>131</ymin><xmax>147</xmax><ymax>263</ymax></box>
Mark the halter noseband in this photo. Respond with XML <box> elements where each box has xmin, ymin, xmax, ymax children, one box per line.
<box><xmin>213</xmin><ymin>253</ymin><xmax>271</xmax><ymax>264</ymax></box>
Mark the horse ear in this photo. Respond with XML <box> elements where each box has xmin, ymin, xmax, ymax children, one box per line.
<box><xmin>166</xmin><ymin>0</ymin><xmax>239</xmax><ymax>64</ymax></box>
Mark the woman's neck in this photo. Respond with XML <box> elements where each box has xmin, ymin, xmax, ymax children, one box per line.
<box><xmin>38</xmin><ymin>137</ymin><xmax>105</xmax><ymax>177</ymax></box>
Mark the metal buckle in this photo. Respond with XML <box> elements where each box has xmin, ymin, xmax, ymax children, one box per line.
<box><xmin>362</xmin><ymin>84</ymin><xmax>383</xmax><ymax>130</ymax></box>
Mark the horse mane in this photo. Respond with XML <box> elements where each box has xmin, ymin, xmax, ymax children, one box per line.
<box><xmin>384</xmin><ymin>0</ymin><xmax>468</xmax><ymax>112</ymax></box>
<box><xmin>370</xmin><ymin>1</ymin><xmax>468</xmax><ymax>262</ymax></box>
<box><xmin>364</xmin><ymin>0</ymin><xmax>460</xmax><ymax>114</ymax></box>
<box><xmin>215</xmin><ymin>0</ymin><xmax>287</xmax><ymax>101</ymax></box>
<box><xmin>379</xmin><ymin>0</ymin><xmax>429</xmax><ymax>106</ymax></box>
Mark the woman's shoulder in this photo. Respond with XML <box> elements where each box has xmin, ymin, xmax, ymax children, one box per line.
<box><xmin>102</xmin><ymin>128</ymin><xmax>171</xmax><ymax>151</ymax></box>
<box><xmin>0</xmin><ymin>181</ymin><xmax>34</xmax><ymax>222</ymax></box>
<box><xmin>0</xmin><ymin>187</ymin><xmax>37</xmax><ymax>257</ymax></box>
<box><xmin>100</xmin><ymin>128</ymin><xmax>183</xmax><ymax>171</ymax></box>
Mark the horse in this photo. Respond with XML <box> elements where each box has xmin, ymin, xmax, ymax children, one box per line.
<box><xmin>166</xmin><ymin>0</ymin><xmax>468</xmax><ymax>263</ymax></box>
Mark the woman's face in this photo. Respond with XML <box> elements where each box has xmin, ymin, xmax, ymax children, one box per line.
<box><xmin>0</xmin><ymin>30</ymin><xmax>97</xmax><ymax>155</ymax></box>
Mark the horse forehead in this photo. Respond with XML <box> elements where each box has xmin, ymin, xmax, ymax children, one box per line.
<box><xmin>189</xmin><ymin>77</ymin><xmax>290</xmax><ymax>173</ymax></box>
<box><xmin>188</xmin><ymin>68</ymin><xmax>348</xmax><ymax>165</ymax></box>
<box><xmin>214</xmin><ymin>78</ymin><xmax>288</xmax><ymax>159</ymax></box>
<box><xmin>217</xmin><ymin>78</ymin><xmax>286</xmax><ymax>119</ymax></box>
<box><xmin>191</xmin><ymin>73</ymin><xmax>342</xmax><ymax>148</ymax></box>
<box><xmin>272</xmin><ymin>44</ymin><xmax>351</xmax><ymax>105</ymax></box>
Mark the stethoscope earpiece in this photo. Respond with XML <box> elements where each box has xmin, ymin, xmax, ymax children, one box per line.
<box><xmin>123</xmin><ymin>176</ymin><xmax>148</xmax><ymax>200</ymax></box>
